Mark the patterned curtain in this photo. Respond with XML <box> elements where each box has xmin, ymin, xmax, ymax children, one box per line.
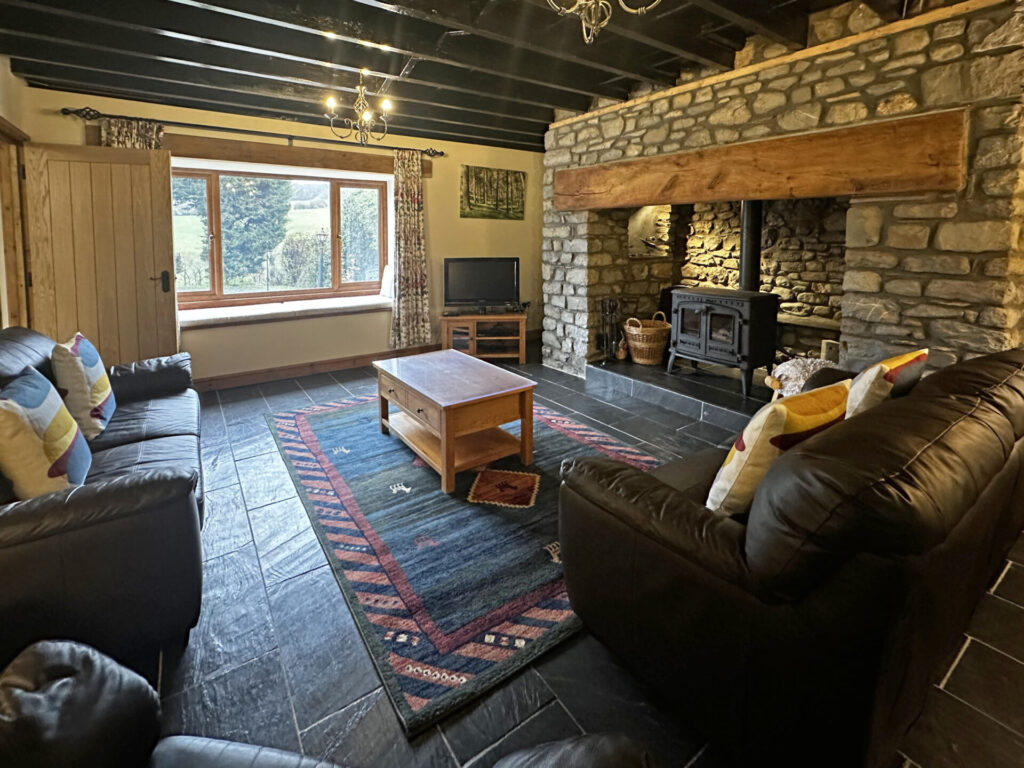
<box><xmin>100</xmin><ymin>118</ymin><xmax>164</xmax><ymax>149</ymax></box>
<box><xmin>391</xmin><ymin>149</ymin><xmax>432</xmax><ymax>348</ymax></box>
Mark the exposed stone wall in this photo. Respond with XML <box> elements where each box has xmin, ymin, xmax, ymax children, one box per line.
<box><xmin>542</xmin><ymin>1</ymin><xmax>1024</xmax><ymax>376</ymax></box>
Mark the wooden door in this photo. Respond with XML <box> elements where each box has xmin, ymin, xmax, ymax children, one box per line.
<box><xmin>21</xmin><ymin>144</ymin><xmax>177</xmax><ymax>364</ymax></box>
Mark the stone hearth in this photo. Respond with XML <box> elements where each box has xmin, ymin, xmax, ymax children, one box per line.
<box><xmin>541</xmin><ymin>0</ymin><xmax>1024</xmax><ymax>377</ymax></box>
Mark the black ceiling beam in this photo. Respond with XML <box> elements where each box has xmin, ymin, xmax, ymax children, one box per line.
<box><xmin>682</xmin><ymin>0</ymin><xmax>807</xmax><ymax>46</ymax></box>
<box><xmin>8</xmin><ymin>58</ymin><xmax>546</xmax><ymax>140</ymax></box>
<box><xmin>227</xmin><ymin>0</ymin><xmax>733</xmax><ymax>75</ymax></box>
<box><xmin>857</xmin><ymin>0</ymin><xmax>902</xmax><ymax>22</ymax></box>
<box><xmin>0</xmin><ymin>22</ymin><xmax>561</xmax><ymax>123</ymax></box>
<box><xmin>5</xmin><ymin>0</ymin><xmax>630</xmax><ymax>102</ymax></box>
<box><xmin>11</xmin><ymin>63</ymin><xmax>543</xmax><ymax>150</ymax></box>
<box><xmin>24</xmin><ymin>76</ymin><xmax>542</xmax><ymax>151</ymax></box>
<box><xmin>0</xmin><ymin>2</ymin><xmax>589</xmax><ymax>112</ymax></box>
<box><xmin>0</xmin><ymin>31</ymin><xmax>556</xmax><ymax>135</ymax></box>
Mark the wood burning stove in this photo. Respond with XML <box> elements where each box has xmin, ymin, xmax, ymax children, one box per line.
<box><xmin>668</xmin><ymin>200</ymin><xmax>778</xmax><ymax>396</ymax></box>
<box><xmin>668</xmin><ymin>287</ymin><xmax>778</xmax><ymax>396</ymax></box>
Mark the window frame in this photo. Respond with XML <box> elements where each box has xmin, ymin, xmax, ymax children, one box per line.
<box><xmin>173</xmin><ymin>169</ymin><xmax>388</xmax><ymax>309</ymax></box>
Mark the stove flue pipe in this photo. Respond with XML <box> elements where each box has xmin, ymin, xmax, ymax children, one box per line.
<box><xmin>739</xmin><ymin>200</ymin><xmax>763</xmax><ymax>292</ymax></box>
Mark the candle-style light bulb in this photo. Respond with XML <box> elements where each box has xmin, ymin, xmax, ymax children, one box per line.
<box><xmin>360</xmin><ymin>68</ymin><xmax>370</xmax><ymax>76</ymax></box>
<box><xmin>362</xmin><ymin>110</ymin><xmax>373</xmax><ymax>122</ymax></box>
<box><xmin>380</xmin><ymin>99</ymin><xmax>392</xmax><ymax>112</ymax></box>
<box><xmin>326</xmin><ymin>96</ymin><xmax>337</xmax><ymax>111</ymax></box>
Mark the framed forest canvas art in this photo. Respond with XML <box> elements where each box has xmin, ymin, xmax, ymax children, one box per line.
<box><xmin>460</xmin><ymin>165</ymin><xmax>525</xmax><ymax>220</ymax></box>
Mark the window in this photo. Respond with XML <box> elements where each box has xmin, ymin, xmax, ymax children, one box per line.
<box><xmin>171</xmin><ymin>170</ymin><xmax>387</xmax><ymax>306</ymax></box>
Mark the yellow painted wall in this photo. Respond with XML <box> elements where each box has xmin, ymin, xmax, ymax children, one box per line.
<box><xmin>0</xmin><ymin>56</ymin><xmax>27</xmax><ymax>130</ymax></box>
<box><xmin>12</xmin><ymin>75</ymin><xmax>545</xmax><ymax>379</ymax></box>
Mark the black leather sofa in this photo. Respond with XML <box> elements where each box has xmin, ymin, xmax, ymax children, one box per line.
<box><xmin>0</xmin><ymin>327</ymin><xmax>204</xmax><ymax>669</ymax></box>
<box><xmin>559</xmin><ymin>349</ymin><xmax>1024</xmax><ymax>767</ymax></box>
<box><xmin>0</xmin><ymin>641</ymin><xmax>661</xmax><ymax>768</ymax></box>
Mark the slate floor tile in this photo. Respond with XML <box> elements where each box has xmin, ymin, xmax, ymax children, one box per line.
<box><xmin>162</xmin><ymin>543</ymin><xmax>276</xmax><ymax>696</ymax></box>
<box><xmin>536</xmin><ymin>631</ymin><xmax>704</xmax><ymax>766</ymax></box>
<box><xmin>229</xmin><ymin>421</ymin><xmax>280</xmax><ymax>461</ymax></box>
<box><xmin>463</xmin><ymin>700</ymin><xmax>581</xmax><ymax>768</ymax></box>
<box><xmin>217</xmin><ymin>384</ymin><xmax>266</xmax><ymax>405</ymax></box>
<box><xmin>161</xmin><ymin>650</ymin><xmax>300</xmax><ymax>754</ymax></box>
<box><xmin>903</xmin><ymin>687</ymin><xmax>1024</xmax><ymax>768</ymax></box>
<box><xmin>439</xmin><ymin>668</ymin><xmax>555</xmax><ymax>764</ymax></box>
<box><xmin>944</xmin><ymin>640</ymin><xmax>1024</xmax><ymax>735</ymax></box>
<box><xmin>249</xmin><ymin>496</ymin><xmax>326</xmax><ymax>588</ymax></box>
<box><xmin>994</xmin><ymin>563</ymin><xmax>1024</xmax><ymax>609</ymax></box>
<box><xmin>237</xmin><ymin>450</ymin><xmax>298</xmax><ymax>509</ymax></box>
<box><xmin>201</xmin><ymin>441</ymin><xmax>239</xmax><ymax>493</ymax></box>
<box><xmin>677</xmin><ymin>420</ymin><xmax>735</xmax><ymax>448</ymax></box>
<box><xmin>300</xmin><ymin>689</ymin><xmax>457</xmax><ymax>768</ymax></box>
<box><xmin>297</xmin><ymin>373</ymin><xmax>351</xmax><ymax>403</ymax></box>
<box><xmin>1008</xmin><ymin>535</ymin><xmax>1024</xmax><ymax>566</ymax></box>
<box><xmin>260</xmin><ymin>379</ymin><xmax>313</xmax><ymax>412</ymax></box>
<box><xmin>201</xmin><ymin>485</ymin><xmax>252</xmax><ymax>561</ymax></box>
<box><xmin>969</xmin><ymin>594</ymin><xmax>1024</xmax><ymax>664</ymax></box>
<box><xmin>267</xmin><ymin>565</ymin><xmax>380</xmax><ymax>731</ymax></box>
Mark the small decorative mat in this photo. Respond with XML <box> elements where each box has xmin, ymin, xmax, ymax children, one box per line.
<box><xmin>468</xmin><ymin>468</ymin><xmax>542</xmax><ymax>509</ymax></box>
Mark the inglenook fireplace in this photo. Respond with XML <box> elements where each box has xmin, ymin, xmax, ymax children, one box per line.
<box><xmin>667</xmin><ymin>200</ymin><xmax>778</xmax><ymax>396</ymax></box>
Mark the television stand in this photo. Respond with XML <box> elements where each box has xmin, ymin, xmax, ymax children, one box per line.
<box><xmin>441</xmin><ymin>312</ymin><xmax>526</xmax><ymax>364</ymax></box>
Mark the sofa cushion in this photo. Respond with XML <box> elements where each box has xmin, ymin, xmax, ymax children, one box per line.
<box><xmin>0</xmin><ymin>327</ymin><xmax>56</xmax><ymax>387</ymax></box>
<box><xmin>706</xmin><ymin>380</ymin><xmax>851</xmax><ymax>517</ymax></box>
<box><xmin>746</xmin><ymin>350</ymin><xmax>1024</xmax><ymax>599</ymax></box>
<box><xmin>0</xmin><ymin>367</ymin><xmax>91</xmax><ymax>500</ymax></box>
<box><xmin>89</xmin><ymin>391</ymin><xmax>201</xmax><ymax>452</ymax></box>
<box><xmin>52</xmin><ymin>332</ymin><xmax>117</xmax><ymax>440</ymax></box>
<box><xmin>0</xmin><ymin>640</ymin><xmax>160</xmax><ymax>768</ymax></box>
<box><xmin>88</xmin><ymin>435</ymin><xmax>204</xmax><ymax>509</ymax></box>
<box><xmin>846</xmin><ymin>348</ymin><xmax>928</xmax><ymax>417</ymax></box>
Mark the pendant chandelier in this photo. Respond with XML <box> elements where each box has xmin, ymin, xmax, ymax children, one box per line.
<box><xmin>546</xmin><ymin>0</ymin><xmax>663</xmax><ymax>44</ymax></box>
<box><xmin>324</xmin><ymin>69</ymin><xmax>391</xmax><ymax>145</ymax></box>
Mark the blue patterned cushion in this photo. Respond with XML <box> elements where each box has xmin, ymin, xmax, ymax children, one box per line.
<box><xmin>52</xmin><ymin>333</ymin><xmax>117</xmax><ymax>439</ymax></box>
<box><xmin>0</xmin><ymin>367</ymin><xmax>91</xmax><ymax>499</ymax></box>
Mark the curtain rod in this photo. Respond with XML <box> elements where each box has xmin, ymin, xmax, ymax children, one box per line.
<box><xmin>60</xmin><ymin>106</ymin><xmax>446</xmax><ymax>157</ymax></box>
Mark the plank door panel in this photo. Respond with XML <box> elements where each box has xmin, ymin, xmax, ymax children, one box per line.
<box><xmin>21</xmin><ymin>144</ymin><xmax>177</xmax><ymax>364</ymax></box>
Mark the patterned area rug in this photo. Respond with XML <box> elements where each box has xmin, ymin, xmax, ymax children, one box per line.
<box><xmin>268</xmin><ymin>397</ymin><xmax>657</xmax><ymax>734</ymax></box>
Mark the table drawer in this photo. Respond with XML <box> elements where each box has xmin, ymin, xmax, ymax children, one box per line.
<box><xmin>405</xmin><ymin>390</ymin><xmax>441</xmax><ymax>431</ymax></box>
<box><xmin>378</xmin><ymin>372</ymin><xmax>408</xmax><ymax>408</ymax></box>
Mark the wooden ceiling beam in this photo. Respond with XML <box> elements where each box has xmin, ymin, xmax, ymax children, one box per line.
<box><xmin>0</xmin><ymin>2</ymin><xmax>589</xmax><ymax>112</ymax></box>
<box><xmin>0</xmin><ymin>32</ymin><xmax>559</xmax><ymax>126</ymax></box>
<box><xmin>683</xmin><ymin>0</ymin><xmax>807</xmax><ymax>46</ymax></box>
<box><xmin>554</xmin><ymin>110</ymin><xmax>968</xmax><ymax>210</ymax></box>
<box><xmin>9</xmin><ymin>58</ymin><xmax>547</xmax><ymax>139</ymax></box>
<box><xmin>348</xmin><ymin>0</ymin><xmax>736</xmax><ymax>71</ymax></box>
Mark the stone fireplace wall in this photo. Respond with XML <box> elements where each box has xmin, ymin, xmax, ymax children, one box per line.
<box><xmin>542</xmin><ymin>0</ymin><xmax>1024</xmax><ymax>376</ymax></box>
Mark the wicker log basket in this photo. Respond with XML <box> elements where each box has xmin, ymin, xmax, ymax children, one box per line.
<box><xmin>624</xmin><ymin>311</ymin><xmax>671</xmax><ymax>366</ymax></box>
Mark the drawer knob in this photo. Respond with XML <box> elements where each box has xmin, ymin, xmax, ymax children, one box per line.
<box><xmin>387</xmin><ymin>388</ymin><xmax>395</xmax><ymax>394</ymax></box>
<box><xmin>416</xmin><ymin>408</ymin><xmax>424</xmax><ymax>414</ymax></box>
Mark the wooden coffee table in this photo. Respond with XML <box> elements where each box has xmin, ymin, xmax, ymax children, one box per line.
<box><xmin>373</xmin><ymin>350</ymin><xmax>537</xmax><ymax>493</ymax></box>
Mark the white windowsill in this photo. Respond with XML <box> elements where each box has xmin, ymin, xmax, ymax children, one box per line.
<box><xmin>179</xmin><ymin>295</ymin><xmax>393</xmax><ymax>330</ymax></box>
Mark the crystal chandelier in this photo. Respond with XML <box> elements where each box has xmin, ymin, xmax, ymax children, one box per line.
<box><xmin>546</xmin><ymin>0</ymin><xmax>663</xmax><ymax>44</ymax></box>
<box><xmin>324</xmin><ymin>69</ymin><xmax>391</xmax><ymax>145</ymax></box>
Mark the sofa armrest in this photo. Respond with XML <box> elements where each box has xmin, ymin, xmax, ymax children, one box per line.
<box><xmin>0</xmin><ymin>470</ymin><xmax>203</xmax><ymax>668</ymax></box>
<box><xmin>108</xmin><ymin>353</ymin><xmax>193</xmax><ymax>403</ymax></box>
<box><xmin>559</xmin><ymin>456</ymin><xmax>751</xmax><ymax>587</ymax></box>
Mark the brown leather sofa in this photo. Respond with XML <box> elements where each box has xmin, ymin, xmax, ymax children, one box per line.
<box><xmin>0</xmin><ymin>327</ymin><xmax>203</xmax><ymax>670</ymax></box>
<box><xmin>559</xmin><ymin>349</ymin><xmax>1024</xmax><ymax>767</ymax></box>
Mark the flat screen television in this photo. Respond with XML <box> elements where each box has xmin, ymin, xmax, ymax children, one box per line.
<box><xmin>443</xmin><ymin>257</ymin><xmax>519</xmax><ymax>307</ymax></box>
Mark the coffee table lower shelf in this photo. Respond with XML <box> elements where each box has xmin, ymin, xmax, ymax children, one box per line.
<box><xmin>384</xmin><ymin>410</ymin><xmax>522</xmax><ymax>477</ymax></box>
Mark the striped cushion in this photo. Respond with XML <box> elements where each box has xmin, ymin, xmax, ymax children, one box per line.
<box><xmin>847</xmin><ymin>348</ymin><xmax>929</xmax><ymax>418</ymax></box>
<box><xmin>0</xmin><ymin>367</ymin><xmax>91</xmax><ymax>499</ymax></box>
<box><xmin>706</xmin><ymin>380</ymin><xmax>851</xmax><ymax>517</ymax></box>
<box><xmin>52</xmin><ymin>333</ymin><xmax>116</xmax><ymax>440</ymax></box>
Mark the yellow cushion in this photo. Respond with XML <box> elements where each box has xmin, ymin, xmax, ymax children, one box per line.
<box><xmin>847</xmin><ymin>348</ymin><xmax>929</xmax><ymax>418</ymax></box>
<box><xmin>706</xmin><ymin>380</ymin><xmax>851</xmax><ymax>516</ymax></box>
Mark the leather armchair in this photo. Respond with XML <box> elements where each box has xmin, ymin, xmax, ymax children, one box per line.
<box><xmin>0</xmin><ymin>641</ymin><xmax>657</xmax><ymax>768</ymax></box>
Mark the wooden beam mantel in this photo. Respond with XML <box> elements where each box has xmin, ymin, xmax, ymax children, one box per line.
<box><xmin>553</xmin><ymin>110</ymin><xmax>967</xmax><ymax>211</ymax></box>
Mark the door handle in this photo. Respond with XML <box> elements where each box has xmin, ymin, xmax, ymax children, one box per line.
<box><xmin>150</xmin><ymin>270</ymin><xmax>171</xmax><ymax>293</ymax></box>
